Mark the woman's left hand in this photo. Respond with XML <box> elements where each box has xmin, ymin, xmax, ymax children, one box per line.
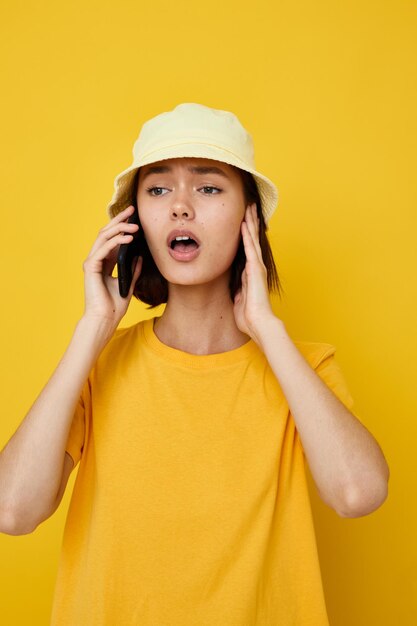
<box><xmin>233</xmin><ymin>203</ymin><xmax>278</xmax><ymax>344</ymax></box>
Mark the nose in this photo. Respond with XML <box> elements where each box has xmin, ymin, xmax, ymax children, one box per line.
<box><xmin>170</xmin><ymin>188</ymin><xmax>195</xmax><ymax>220</ymax></box>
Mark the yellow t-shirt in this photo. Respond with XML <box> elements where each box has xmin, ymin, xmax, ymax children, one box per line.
<box><xmin>50</xmin><ymin>316</ymin><xmax>355</xmax><ymax>625</ymax></box>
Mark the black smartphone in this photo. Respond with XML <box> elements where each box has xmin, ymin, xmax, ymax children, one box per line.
<box><xmin>117</xmin><ymin>202</ymin><xmax>146</xmax><ymax>298</ymax></box>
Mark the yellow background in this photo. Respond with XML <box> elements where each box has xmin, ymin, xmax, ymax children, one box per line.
<box><xmin>0</xmin><ymin>0</ymin><xmax>415</xmax><ymax>623</ymax></box>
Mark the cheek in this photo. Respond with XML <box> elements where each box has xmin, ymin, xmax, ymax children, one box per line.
<box><xmin>210</xmin><ymin>221</ymin><xmax>243</xmax><ymax>260</ymax></box>
<box><xmin>218</xmin><ymin>214</ymin><xmax>243</xmax><ymax>243</ymax></box>
<box><xmin>139</xmin><ymin>215</ymin><xmax>162</xmax><ymax>247</ymax></box>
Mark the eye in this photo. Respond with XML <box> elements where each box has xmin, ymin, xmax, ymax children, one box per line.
<box><xmin>145</xmin><ymin>185</ymin><xmax>221</xmax><ymax>196</ymax></box>
<box><xmin>201</xmin><ymin>186</ymin><xmax>221</xmax><ymax>194</ymax></box>
<box><xmin>146</xmin><ymin>186</ymin><xmax>168</xmax><ymax>196</ymax></box>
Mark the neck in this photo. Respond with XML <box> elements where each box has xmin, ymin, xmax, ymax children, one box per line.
<box><xmin>152</xmin><ymin>282</ymin><xmax>250</xmax><ymax>355</ymax></box>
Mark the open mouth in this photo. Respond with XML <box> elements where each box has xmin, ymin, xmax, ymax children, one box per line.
<box><xmin>168</xmin><ymin>235</ymin><xmax>201</xmax><ymax>261</ymax></box>
<box><xmin>170</xmin><ymin>236</ymin><xmax>200</xmax><ymax>253</ymax></box>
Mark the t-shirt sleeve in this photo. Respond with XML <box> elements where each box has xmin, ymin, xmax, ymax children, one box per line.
<box><xmin>293</xmin><ymin>343</ymin><xmax>356</xmax><ymax>460</ymax></box>
<box><xmin>65</xmin><ymin>376</ymin><xmax>91</xmax><ymax>467</ymax></box>
<box><xmin>314</xmin><ymin>348</ymin><xmax>355</xmax><ymax>411</ymax></box>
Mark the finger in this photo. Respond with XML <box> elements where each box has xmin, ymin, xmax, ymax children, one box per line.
<box><xmin>89</xmin><ymin>221</ymin><xmax>139</xmax><ymax>260</ymax></box>
<box><xmin>247</xmin><ymin>206</ymin><xmax>265</xmax><ymax>269</ymax></box>
<box><xmin>245</xmin><ymin>205</ymin><xmax>263</xmax><ymax>264</ymax></box>
<box><xmin>244</xmin><ymin>206</ymin><xmax>259</xmax><ymax>254</ymax></box>
<box><xmin>241</xmin><ymin>267</ymin><xmax>247</xmax><ymax>286</ymax></box>
<box><xmin>252</xmin><ymin>203</ymin><xmax>261</xmax><ymax>234</ymax></box>
<box><xmin>102</xmin><ymin>244</ymin><xmax>119</xmax><ymax>277</ymax></box>
<box><xmin>242</xmin><ymin>220</ymin><xmax>261</xmax><ymax>267</ymax></box>
<box><xmin>106</xmin><ymin>205</ymin><xmax>135</xmax><ymax>229</ymax></box>
<box><xmin>91</xmin><ymin>205</ymin><xmax>135</xmax><ymax>253</ymax></box>
<box><xmin>91</xmin><ymin>220</ymin><xmax>138</xmax><ymax>253</ymax></box>
<box><xmin>86</xmin><ymin>231</ymin><xmax>135</xmax><ymax>274</ymax></box>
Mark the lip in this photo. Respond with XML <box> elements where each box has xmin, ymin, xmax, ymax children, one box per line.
<box><xmin>166</xmin><ymin>229</ymin><xmax>202</xmax><ymax>263</ymax></box>
<box><xmin>168</xmin><ymin>245</ymin><xmax>201</xmax><ymax>262</ymax></box>
<box><xmin>166</xmin><ymin>229</ymin><xmax>201</xmax><ymax>248</ymax></box>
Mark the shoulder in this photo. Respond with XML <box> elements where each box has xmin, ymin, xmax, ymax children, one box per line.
<box><xmin>112</xmin><ymin>322</ymin><xmax>142</xmax><ymax>343</ymax></box>
<box><xmin>97</xmin><ymin>319</ymin><xmax>147</xmax><ymax>364</ymax></box>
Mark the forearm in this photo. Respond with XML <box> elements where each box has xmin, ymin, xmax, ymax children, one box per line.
<box><xmin>254</xmin><ymin>316</ymin><xmax>390</xmax><ymax>518</ymax></box>
<box><xmin>0</xmin><ymin>315</ymin><xmax>114</xmax><ymax>533</ymax></box>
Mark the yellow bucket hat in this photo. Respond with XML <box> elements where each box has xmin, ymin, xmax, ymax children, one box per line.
<box><xmin>106</xmin><ymin>102</ymin><xmax>279</xmax><ymax>224</ymax></box>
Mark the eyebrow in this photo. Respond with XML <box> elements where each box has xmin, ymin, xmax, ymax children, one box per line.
<box><xmin>141</xmin><ymin>164</ymin><xmax>230</xmax><ymax>181</ymax></box>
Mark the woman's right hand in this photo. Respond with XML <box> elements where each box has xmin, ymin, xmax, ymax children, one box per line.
<box><xmin>81</xmin><ymin>205</ymin><xmax>143</xmax><ymax>331</ymax></box>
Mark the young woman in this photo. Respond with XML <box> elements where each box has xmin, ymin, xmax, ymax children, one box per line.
<box><xmin>0</xmin><ymin>103</ymin><xmax>389</xmax><ymax>625</ymax></box>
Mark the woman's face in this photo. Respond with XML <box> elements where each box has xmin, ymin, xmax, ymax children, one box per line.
<box><xmin>136</xmin><ymin>157</ymin><xmax>248</xmax><ymax>288</ymax></box>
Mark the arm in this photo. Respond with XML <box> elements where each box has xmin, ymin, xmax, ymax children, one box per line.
<box><xmin>0</xmin><ymin>203</ymin><xmax>143</xmax><ymax>535</ymax></box>
<box><xmin>256</xmin><ymin>315</ymin><xmax>390</xmax><ymax>518</ymax></box>
<box><xmin>0</xmin><ymin>316</ymin><xmax>113</xmax><ymax>535</ymax></box>
<box><xmin>234</xmin><ymin>203</ymin><xmax>390</xmax><ymax>519</ymax></box>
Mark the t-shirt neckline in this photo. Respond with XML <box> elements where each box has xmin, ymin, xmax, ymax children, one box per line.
<box><xmin>141</xmin><ymin>316</ymin><xmax>259</xmax><ymax>369</ymax></box>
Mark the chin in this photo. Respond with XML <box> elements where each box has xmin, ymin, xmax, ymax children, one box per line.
<box><xmin>148</xmin><ymin>245</ymin><xmax>236</xmax><ymax>284</ymax></box>
<box><xmin>164</xmin><ymin>270</ymin><xmax>227</xmax><ymax>286</ymax></box>
<box><xmin>160</xmin><ymin>264</ymin><xmax>233</xmax><ymax>288</ymax></box>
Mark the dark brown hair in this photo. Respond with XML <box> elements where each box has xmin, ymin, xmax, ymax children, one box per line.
<box><xmin>131</xmin><ymin>166</ymin><xmax>285</xmax><ymax>308</ymax></box>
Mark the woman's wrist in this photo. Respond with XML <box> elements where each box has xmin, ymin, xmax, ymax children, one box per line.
<box><xmin>251</xmin><ymin>314</ymin><xmax>287</xmax><ymax>349</ymax></box>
